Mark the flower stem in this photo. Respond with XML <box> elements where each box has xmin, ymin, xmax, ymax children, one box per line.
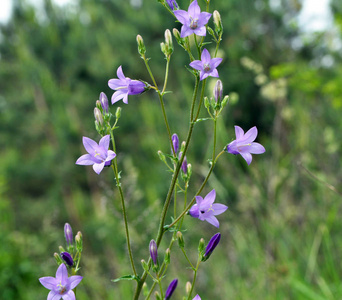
<box><xmin>187</xmin><ymin>258</ymin><xmax>201</xmax><ymax>300</ymax></box>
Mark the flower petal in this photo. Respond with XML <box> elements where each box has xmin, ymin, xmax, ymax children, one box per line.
<box><xmin>108</xmin><ymin>78</ymin><xmax>125</xmax><ymax>90</ymax></box>
<box><xmin>197</xmin><ymin>12</ymin><xmax>212</xmax><ymax>26</ymax></box>
<box><xmin>249</xmin><ymin>142</ymin><xmax>265</xmax><ymax>154</ymax></box>
<box><xmin>240</xmin><ymin>151</ymin><xmax>252</xmax><ymax>165</ymax></box>
<box><xmin>68</xmin><ymin>275</ymin><xmax>83</xmax><ymax>290</ymax></box>
<box><xmin>116</xmin><ymin>65</ymin><xmax>126</xmax><ymax>81</ymax></box>
<box><xmin>111</xmin><ymin>90</ymin><xmax>126</xmax><ymax>104</ymax></box>
<box><xmin>82</xmin><ymin>137</ymin><xmax>98</xmax><ymax>155</ymax></box>
<box><xmin>173</xmin><ymin>10</ymin><xmax>189</xmax><ymax>25</ymax></box>
<box><xmin>56</xmin><ymin>263</ymin><xmax>68</xmax><ymax>285</ymax></box>
<box><xmin>62</xmin><ymin>290</ymin><xmax>76</xmax><ymax>300</ymax></box>
<box><xmin>242</xmin><ymin>126</ymin><xmax>257</xmax><ymax>143</ymax></box>
<box><xmin>189</xmin><ymin>60</ymin><xmax>203</xmax><ymax>71</ymax></box>
<box><xmin>208</xmin><ymin>69</ymin><xmax>219</xmax><ymax>78</ymax></box>
<box><xmin>201</xmin><ymin>48</ymin><xmax>211</xmax><ymax>63</ymax></box>
<box><xmin>48</xmin><ymin>290</ymin><xmax>61</xmax><ymax>300</ymax></box>
<box><xmin>211</xmin><ymin>57</ymin><xmax>223</xmax><ymax>69</ymax></box>
<box><xmin>106</xmin><ymin>150</ymin><xmax>116</xmax><ymax>162</ymax></box>
<box><xmin>193</xmin><ymin>26</ymin><xmax>206</xmax><ymax>36</ymax></box>
<box><xmin>200</xmin><ymin>71</ymin><xmax>209</xmax><ymax>81</ymax></box>
<box><xmin>39</xmin><ymin>277</ymin><xmax>57</xmax><ymax>290</ymax></box>
<box><xmin>203</xmin><ymin>189</ymin><xmax>216</xmax><ymax>206</ymax></box>
<box><xmin>180</xmin><ymin>25</ymin><xmax>193</xmax><ymax>38</ymax></box>
<box><xmin>212</xmin><ymin>203</ymin><xmax>228</xmax><ymax>215</ymax></box>
<box><xmin>188</xmin><ymin>0</ymin><xmax>200</xmax><ymax>18</ymax></box>
<box><xmin>75</xmin><ymin>154</ymin><xmax>95</xmax><ymax>165</ymax></box>
<box><xmin>189</xmin><ymin>204</ymin><xmax>199</xmax><ymax>218</ymax></box>
<box><xmin>234</xmin><ymin>126</ymin><xmax>244</xmax><ymax>139</ymax></box>
<box><xmin>93</xmin><ymin>162</ymin><xmax>105</xmax><ymax>174</ymax></box>
<box><xmin>99</xmin><ymin>135</ymin><xmax>110</xmax><ymax>150</ymax></box>
<box><xmin>205</xmin><ymin>215</ymin><xmax>219</xmax><ymax>227</ymax></box>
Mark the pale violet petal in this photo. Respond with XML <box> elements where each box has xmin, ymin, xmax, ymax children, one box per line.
<box><xmin>189</xmin><ymin>204</ymin><xmax>199</xmax><ymax>218</ymax></box>
<box><xmin>99</xmin><ymin>135</ymin><xmax>110</xmax><ymax>150</ymax></box>
<box><xmin>212</xmin><ymin>203</ymin><xmax>228</xmax><ymax>215</ymax></box>
<box><xmin>108</xmin><ymin>78</ymin><xmax>125</xmax><ymax>90</ymax></box>
<box><xmin>197</xmin><ymin>12</ymin><xmax>212</xmax><ymax>26</ymax></box>
<box><xmin>243</xmin><ymin>126</ymin><xmax>258</xmax><ymax>143</ymax></box>
<box><xmin>106</xmin><ymin>150</ymin><xmax>116</xmax><ymax>162</ymax></box>
<box><xmin>93</xmin><ymin>162</ymin><xmax>105</xmax><ymax>174</ymax></box>
<box><xmin>193</xmin><ymin>26</ymin><xmax>206</xmax><ymax>36</ymax></box>
<box><xmin>203</xmin><ymin>189</ymin><xmax>216</xmax><ymax>206</ymax></box>
<box><xmin>201</xmin><ymin>48</ymin><xmax>211</xmax><ymax>63</ymax></box>
<box><xmin>56</xmin><ymin>263</ymin><xmax>68</xmax><ymax>285</ymax></box>
<box><xmin>234</xmin><ymin>126</ymin><xmax>244</xmax><ymax>139</ymax></box>
<box><xmin>208</xmin><ymin>69</ymin><xmax>219</xmax><ymax>78</ymax></box>
<box><xmin>48</xmin><ymin>290</ymin><xmax>61</xmax><ymax>300</ymax></box>
<box><xmin>240</xmin><ymin>152</ymin><xmax>252</xmax><ymax>165</ymax></box>
<box><xmin>173</xmin><ymin>10</ymin><xmax>189</xmax><ymax>25</ymax></box>
<box><xmin>62</xmin><ymin>290</ymin><xmax>76</xmax><ymax>300</ymax></box>
<box><xmin>39</xmin><ymin>277</ymin><xmax>57</xmax><ymax>290</ymax></box>
<box><xmin>112</xmin><ymin>90</ymin><xmax>126</xmax><ymax>104</ymax></box>
<box><xmin>68</xmin><ymin>275</ymin><xmax>83</xmax><ymax>290</ymax></box>
<box><xmin>122</xmin><ymin>94</ymin><xmax>129</xmax><ymax>104</ymax></box>
<box><xmin>249</xmin><ymin>142</ymin><xmax>265</xmax><ymax>154</ymax></box>
<box><xmin>200</xmin><ymin>72</ymin><xmax>209</xmax><ymax>81</ymax></box>
<box><xmin>211</xmin><ymin>57</ymin><xmax>223</xmax><ymax>68</ymax></box>
<box><xmin>82</xmin><ymin>137</ymin><xmax>98</xmax><ymax>155</ymax></box>
<box><xmin>205</xmin><ymin>215</ymin><xmax>219</xmax><ymax>228</ymax></box>
<box><xmin>188</xmin><ymin>0</ymin><xmax>200</xmax><ymax>18</ymax></box>
<box><xmin>116</xmin><ymin>65</ymin><xmax>126</xmax><ymax>81</ymax></box>
<box><xmin>76</xmin><ymin>154</ymin><xmax>95</xmax><ymax>166</ymax></box>
<box><xmin>180</xmin><ymin>25</ymin><xmax>193</xmax><ymax>38</ymax></box>
<box><xmin>189</xmin><ymin>60</ymin><xmax>203</xmax><ymax>71</ymax></box>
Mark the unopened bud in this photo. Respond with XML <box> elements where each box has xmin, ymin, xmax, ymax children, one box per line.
<box><xmin>142</xmin><ymin>283</ymin><xmax>149</xmax><ymax>297</ymax></box>
<box><xmin>60</xmin><ymin>252</ymin><xmax>74</xmax><ymax>267</ymax></box>
<box><xmin>64</xmin><ymin>223</ymin><xmax>73</xmax><ymax>246</ymax></box>
<box><xmin>214</xmin><ymin>80</ymin><xmax>223</xmax><ymax>103</ymax></box>
<box><xmin>221</xmin><ymin>95</ymin><xmax>229</xmax><ymax>108</ymax></box>
<box><xmin>179</xmin><ymin>152</ymin><xmax>188</xmax><ymax>174</ymax></box>
<box><xmin>59</xmin><ymin>246</ymin><xmax>65</xmax><ymax>253</ymax></box>
<box><xmin>164</xmin><ymin>248</ymin><xmax>171</xmax><ymax>264</ymax></box>
<box><xmin>96</xmin><ymin>100</ymin><xmax>101</xmax><ymax>109</ymax></box>
<box><xmin>202</xmin><ymin>233</ymin><xmax>221</xmax><ymax>262</ymax></box>
<box><xmin>185</xmin><ymin>281</ymin><xmax>192</xmax><ymax>294</ymax></box>
<box><xmin>136</xmin><ymin>34</ymin><xmax>146</xmax><ymax>56</ymax></box>
<box><xmin>187</xmin><ymin>163</ymin><xmax>192</xmax><ymax>178</ymax></box>
<box><xmin>54</xmin><ymin>252</ymin><xmax>63</xmax><ymax>265</ymax></box>
<box><xmin>158</xmin><ymin>150</ymin><xmax>166</xmax><ymax>163</ymax></box>
<box><xmin>165</xmin><ymin>279</ymin><xmax>178</xmax><ymax>300</ymax></box>
<box><xmin>164</xmin><ymin>29</ymin><xmax>173</xmax><ymax>55</ymax></box>
<box><xmin>204</xmin><ymin>96</ymin><xmax>210</xmax><ymax>109</ymax></box>
<box><xmin>198</xmin><ymin>238</ymin><xmax>205</xmax><ymax>253</ymax></box>
<box><xmin>155</xmin><ymin>291</ymin><xmax>162</xmax><ymax>300</ymax></box>
<box><xmin>75</xmin><ymin>231</ymin><xmax>83</xmax><ymax>252</ymax></box>
<box><xmin>160</xmin><ymin>42</ymin><xmax>166</xmax><ymax>54</ymax></box>
<box><xmin>177</xmin><ymin>231</ymin><xmax>184</xmax><ymax>248</ymax></box>
<box><xmin>115</xmin><ymin>107</ymin><xmax>122</xmax><ymax>120</ymax></box>
<box><xmin>99</xmin><ymin>92</ymin><xmax>109</xmax><ymax>113</ymax></box>
<box><xmin>171</xmin><ymin>133</ymin><xmax>179</xmax><ymax>154</ymax></box>
<box><xmin>94</xmin><ymin>107</ymin><xmax>103</xmax><ymax>126</ymax></box>
<box><xmin>213</xmin><ymin>10</ymin><xmax>223</xmax><ymax>36</ymax></box>
<box><xmin>141</xmin><ymin>259</ymin><xmax>149</xmax><ymax>272</ymax></box>
<box><xmin>149</xmin><ymin>239</ymin><xmax>158</xmax><ymax>266</ymax></box>
<box><xmin>173</xmin><ymin>28</ymin><xmax>185</xmax><ymax>48</ymax></box>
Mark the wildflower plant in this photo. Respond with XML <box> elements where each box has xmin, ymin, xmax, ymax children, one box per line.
<box><xmin>40</xmin><ymin>0</ymin><xmax>265</xmax><ymax>299</ymax></box>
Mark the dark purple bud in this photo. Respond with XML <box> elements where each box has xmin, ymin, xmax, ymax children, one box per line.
<box><xmin>166</xmin><ymin>0</ymin><xmax>178</xmax><ymax>10</ymax></box>
<box><xmin>172</xmin><ymin>134</ymin><xmax>179</xmax><ymax>154</ymax></box>
<box><xmin>165</xmin><ymin>279</ymin><xmax>178</xmax><ymax>300</ymax></box>
<box><xmin>179</xmin><ymin>152</ymin><xmax>188</xmax><ymax>174</ymax></box>
<box><xmin>214</xmin><ymin>80</ymin><xmax>223</xmax><ymax>103</ymax></box>
<box><xmin>149</xmin><ymin>239</ymin><xmax>158</xmax><ymax>266</ymax></box>
<box><xmin>100</xmin><ymin>92</ymin><xmax>109</xmax><ymax>113</ymax></box>
<box><xmin>202</xmin><ymin>233</ymin><xmax>221</xmax><ymax>262</ymax></box>
<box><xmin>64</xmin><ymin>223</ymin><xmax>73</xmax><ymax>246</ymax></box>
<box><xmin>60</xmin><ymin>252</ymin><xmax>74</xmax><ymax>267</ymax></box>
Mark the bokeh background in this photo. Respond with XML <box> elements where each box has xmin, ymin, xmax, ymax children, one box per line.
<box><xmin>1</xmin><ymin>0</ymin><xmax>342</xmax><ymax>299</ymax></box>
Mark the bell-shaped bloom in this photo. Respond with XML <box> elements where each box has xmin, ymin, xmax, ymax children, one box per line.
<box><xmin>189</xmin><ymin>49</ymin><xmax>222</xmax><ymax>81</ymax></box>
<box><xmin>108</xmin><ymin>66</ymin><xmax>146</xmax><ymax>104</ymax></box>
<box><xmin>165</xmin><ymin>279</ymin><xmax>178</xmax><ymax>300</ymax></box>
<box><xmin>39</xmin><ymin>263</ymin><xmax>82</xmax><ymax>300</ymax></box>
<box><xmin>227</xmin><ymin>126</ymin><xmax>265</xmax><ymax>165</ymax></box>
<box><xmin>189</xmin><ymin>189</ymin><xmax>227</xmax><ymax>228</ymax></box>
<box><xmin>202</xmin><ymin>233</ymin><xmax>221</xmax><ymax>261</ymax></box>
<box><xmin>76</xmin><ymin>135</ymin><xmax>116</xmax><ymax>174</ymax></box>
<box><xmin>60</xmin><ymin>252</ymin><xmax>74</xmax><ymax>267</ymax></box>
<box><xmin>193</xmin><ymin>295</ymin><xmax>201</xmax><ymax>300</ymax></box>
<box><xmin>173</xmin><ymin>0</ymin><xmax>211</xmax><ymax>38</ymax></box>
<box><xmin>64</xmin><ymin>223</ymin><xmax>73</xmax><ymax>246</ymax></box>
<box><xmin>166</xmin><ymin>0</ymin><xmax>178</xmax><ymax>10</ymax></box>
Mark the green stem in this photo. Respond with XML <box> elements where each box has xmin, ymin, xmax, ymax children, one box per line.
<box><xmin>109</xmin><ymin>131</ymin><xmax>137</xmax><ymax>277</ymax></box>
<box><xmin>213</xmin><ymin>118</ymin><xmax>217</xmax><ymax>161</ymax></box>
<box><xmin>187</xmin><ymin>259</ymin><xmax>201</xmax><ymax>300</ymax></box>
<box><xmin>161</xmin><ymin>57</ymin><xmax>170</xmax><ymax>94</ymax></box>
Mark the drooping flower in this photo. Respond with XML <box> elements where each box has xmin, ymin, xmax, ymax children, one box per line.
<box><xmin>193</xmin><ymin>295</ymin><xmax>201</xmax><ymax>300</ymax></box>
<box><xmin>202</xmin><ymin>233</ymin><xmax>221</xmax><ymax>261</ymax></box>
<box><xmin>76</xmin><ymin>135</ymin><xmax>116</xmax><ymax>174</ymax></box>
<box><xmin>39</xmin><ymin>263</ymin><xmax>82</xmax><ymax>300</ymax></box>
<box><xmin>189</xmin><ymin>49</ymin><xmax>222</xmax><ymax>81</ymax></box>
<box><xmin>60</xmin><ymin>252</ymin><xmax>74</xmax><ymax>267</ymax></box>
<box><xmin>165</xmin><ymin>279</ymin><xmax>178</xmax><ymax>300</ymax></box>
<box><xmin>226</xmin><ymin>126</ymin><xmax>265</xmax><ymax>165</ymax></box>
<box><xmin>108</xmin><ymin>66</ymin><xmax>146</xmax><ymax>104</ymax></box>
<box><xmin>166</xmin><ymin>0</ymin><xmax>178</xmax><ymax>11</ymax></box>
<box><xmin>173</xmin><ymin>0</ymin><xmax>211</xmax><ymax>38</ymax></box>
<box><xmin>64</xmin><ymin>223</ymin><xmax>73</xmax><ymax>246</ymax></box>
<box><xmin>149</xmin><ymin>239</ymin><xmax>158</xmax><ymax>266</ymax></box>
<box><xmin>189</xmin><ymin>189</ymin><xmax>227</xmax><ymax>228</ymax></box>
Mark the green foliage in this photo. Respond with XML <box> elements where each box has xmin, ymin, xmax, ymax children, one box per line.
<box><xmin>1</xmin><ymin>0</ymin><xmax>342</xmax><ymax>299</ymax></box>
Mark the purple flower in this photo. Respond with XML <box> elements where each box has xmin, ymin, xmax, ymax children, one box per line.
<box><xmin>149</xmin><ymin>239</ymin><xmax>158</xmax><ymax>266</ymax></box>
<box><xmin>202</xmin><ymin>233</ymin><xmax>221</xmax><ymax>261</ymax></box>
<box><xmin>76</xmin><ymin>135</ymin><xmax>116</xmax><ymax>174</ymax></box>
<box><xmin>214</xmin><ymin>79</ymin><xmax>223</xmax><ymax>103</ymax></box>
<box><xmin>60</xmin><ymin>252</ymin><xmax>74</xmax><ymax>267</ymax></box>
<box><xmin>165</xmin><ymin>279</ymin><xmax>178</xmax><ymax>300</ymax></box>
<box><xmin>39</xmin><ymin>263</ymin><xmax>82</xmax><ymax>300</ymax></box>
<box><xmin>171</xmin><ymin>133</ymin><xmax>179</xmax><ymax>154</ymax></box>
<box><xmin>108</xmin><ymin>66</ymin><xmax>145</xmax><ymax>104</ymax></box>
<box><xmin>189</xmin><ymin>49</ymin><xmax>222</xmax><ymax>81</ymax></box>
<box><xmin>99</xmin><ymin>92</ymin><xmax>109</xmax><ymax>113</ymax></box>
<box><xmin>173</xmin><ymin>0</ymin><xmax>211</xmax><ymax>38</ymax></box>
<box><xmin>166</xmin><ymin>0</ymin><xmax>178</xmax><ymax>10</ymax></box>
<box><xmin>193</xmin><ymin>296</ymin><xmax>201</xmax><ymax>300</ymax></box>
<box><xmin>179</xmin><ymin>152</ymin><xmax>187</xmax><ymax>174</ymax></box>
<box><xmin>64</xmin><ymin>223</ymin><xmax>73</xmax><ymax>246</ymax></box>
<box><xmin>227</xmin><ymin>126</ymin><xmax>265</xmax><ymax>165</ymax></box>
<box><xmin>189</xmin><ymin>189</ymin><xmax>227</xmax><ymax>228</ymax></box>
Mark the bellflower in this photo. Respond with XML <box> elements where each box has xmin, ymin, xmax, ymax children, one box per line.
<box><xmin>108</xmin><ymin>66</ymin><xmax>146</xmax><ymax>104</ymax></box>
<box><xmin>173</xmin><ymin>0</ymin><xmax>211</xmax><ymax>38</ymax></box>
<box><xmin>76</xmin><ymin>135</ymin><xmax>116</xmax><ymax>174</ymax></box>
<box><xmin>189</xmin><ymin>49</ymin><xmax>222</xmax><ymax>81</ymax></box>
<box><xmin>166</xmin><ymin>0</ymin><xmax>178</xmax><ymax>10</ymax></box>
<box><xmin>227</xmin><ymin>126</ymin><xmax>265</xmax><ymax>165</ymax></box>
<box><xmin>189</xmin><ymin>189</ymin><xmax>227</xmax><ymax>228</ymax></box>
<box><xmin>165</xmin><ymin>279</ymin><xmax>178</xmax><ymax>300</ymax></box>
<box><xmin>202</xmin><ymin>233</ymin><xmax>221</xmax><ymax>261</ymax></box>
<box><xmin>193</xmin><ymin>296</ymin><xmax>201</xmax><ymax>300</ymax></box>
<box><xmin>64</xmin><ymin>223</ymin><xmax>73</xmax><ymax>246</ymax></box>
<box><xmin>39</xmin><ymin>263</ymin><xmax>82</xmax><ymax>300</ymax></box>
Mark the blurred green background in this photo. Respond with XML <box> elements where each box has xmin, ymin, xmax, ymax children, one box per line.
<box><xmin>1</xmin><ymin>0</ymin><xmax>342</xmax><ymax>299</ymax></box>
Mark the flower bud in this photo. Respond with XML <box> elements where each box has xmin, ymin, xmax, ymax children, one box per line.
<box><xmin>179</xmin><ymin>152</ymin><xmax>188</xmax><ymax>174</ymax></box>
<box><xmin>221</xmin><ymin>95</ymin><xmax>229</xmax><ymax>108</ymax></box>
<box><xmin>214</xmin><ymin>80</ymin><xmax>223</xmax><ymax>103</ymax></box>
<box><xmin>99</xmin><ymin>92</ymin><xmax>109</xmax><ymax>113</ymax></box>
<box><xmin>165</xmin><ymin>279</ymin><xmax>178</xmax><ymax>300</ymax></box>
<box><xmin>185</xmin><ymin>281</ymin><xmax>192</xmax><ymax>294</ymax></box>
<box><xmin>198</xmin><ymin>238</ymin><xmax>205</xmax><ymax>253</ymax></box>
<box><xmin>173</xmin><ymin>28</ymin><xmax>185</xmax><ymax>48</ymax></box>
<box><xmin>75</xmin><ymin>231</ymin><xmax>83</xmax><ymax>252</ymax></box>
<box><xmin>176</xmin><ymin>231</ymin><xmax>184</xmax><ymax>248</ymax></box>
<box><xmin>213</xmin><ymin>10</ymin><xmax>223</xmax><ymax>36</ymax></box>
<box><xmin>141</xmin><ymin>259</ymin><xmax>149</xmax><ymax>272</ymax></box>
<box><xmin>64</xmin><ymin>223</ymin><xmax>73</xmax><ymax>246</ymax></box>
<box><xmin>59</xmin><ymin>246</ymin><xmax>65</xmax><ymax>253</ymax></box>
<box><xmin>164</xmin><ymin>29</ymin><xmax>173</xmax><ymax>55</ymax></box>
<box><xmin>171</xmin><ymin>133</ymin><xmax>179</xmax><ymax>154</ymax></box>
<box><xmin>158</xmin><ymin>150</ymin><xmax>166</xmax><ymax>163</ymax></box>
<box><xmin>155</xmin><ymin>291</ymin><xmax>162</xmax><ymax>300</ymax></box>
<box><xmin>202</xmin><ymin>233</ymin><xmax>221</xmax><ymax>262</ymax></box>
<box><xmin>115</xmin><ymin>107</ymin><xmax>122</xmax><ymax>120</ymax></box>
<box><xmin>60</xmin><ymin>252</ymin><xmax>74</xmax><ymax>267</ymax></box>
<box><xmin>54</xmin><ymin>252</ymin><xmax>63</xmax><ymax>265</ymax></box>
<box><xmin>186</xmin><ymin>163</ymin><xmax>192</xmax><ymax>178</ymax></box>
<box><xmin>160</xmin><ymin>42</ymin><xmax>166</xmax><ymax>54</ymax></box>
<box><xmin>149</xmin><ymin>239</ymin><xmax>158</xmax><ymax>266</ymax></box>
<box><xmin>94</xmin><ymin>107</ymin><xmax>104</xmax><ymax>126</ymax></box>
<box><xmin>204</xmin><ymin>96</ymin><xmax>210</xmax><ymax>109</ymax></box>
<box><xmin>142</xmin><ymin>283</ymin><xmax>149</xmax><ymax>297</ymax></box>
<box><xmin>164</xmin><ymin>248</ymin><xmax>170</xmax><ymax>264</ymax></box>
<box><xmin>96</xmin><ymin>100</ymin><xmax>102</xmax><ymax>110</ymax></box>
<box><xmin>136</xmin><ymin>34</ymin><xmax>146</xmax><ymax>56</ymax></box>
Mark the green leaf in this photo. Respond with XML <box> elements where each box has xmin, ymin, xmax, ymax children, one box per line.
<box><xmin>111</xmin><ymin>274</ymin><xmax>140</xmax><ymax>283</ymax></box>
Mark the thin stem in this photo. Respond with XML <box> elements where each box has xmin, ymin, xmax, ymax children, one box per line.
<box><xmin>161</xmin><ymin>57</ymin><xmax>170</xmax><ymax>94</ymax></box>
<box><xmin>142</xmin><ymin>54</ymin><xmax>158</xmax><ymax>88</ymax></box>
<box><xmin>212</xmin><ymin>118</ymin><xmax>217</xmax><ymax>161</ymax></box>
<box><xmin>181</xmin><ymin>248</ymin><xmax>195</xmax><ymax>269</ymax></box>
<box><xmin>109</xmin><ymin>131</ymin><xmax>137</xmax><ymax>277</ymax></box>
<box><xmin>187</xmin><ymin>259</ymin><xmax>201</xmax><ymax>300</ymax></box>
